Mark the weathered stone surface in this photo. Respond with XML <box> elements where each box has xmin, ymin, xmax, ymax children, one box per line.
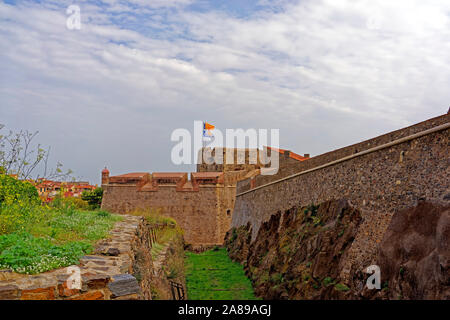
<box><xmin>106</xmin><ymin>248</ymin><xmax>120</xmax><ymax>256</ymax></box>
<box><xmin>376</xmin><ymin>201</ymin><xmax>450</xmax><ymax>300</ymax></box>
<box><xmin>21</xmin><ymin>286</ymin><xmax>56</xmax><ymax>300</ymax></box>
<box><xmin>57</xmin><ymin>280</ymin><xmax>80</xmax><ymax>297</ymax></box>
<box><xmin>0</xmin><ymin>284</ymin><xmax>20</xmax><ymax>300</ymax></box>
<box><xmin>108</xmin><ymin>274</ymin><xmax>140</xmax><ymax>298</ymax></box>
<box><xmin>82</xmin><ymin>273</ymin><xmax>110</xmax><ymax>289</ymax></box>
<box><xmin>69</xmin><ymin>290</ymin><xmax>104</xmax><ymax>300</ymax></box>
<box><xmin>226</xmin><ymin>199</ymin><xmax>363</xmax><ymax>300</ymax></box>
<box><xmin>226</xmin><ymin>199</ymin><xmax>450</xmax><ymax>300</ymax></box>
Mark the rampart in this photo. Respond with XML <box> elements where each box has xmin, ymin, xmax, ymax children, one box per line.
<box><xmin>237</xmin><ymin>113</ymin><xmax>450</xmax><ymax>193</ymax></box>
<box><xmin>232</xmin><ymin>113</ymin><xmax>450</xmax><ymax>280</ymax></box>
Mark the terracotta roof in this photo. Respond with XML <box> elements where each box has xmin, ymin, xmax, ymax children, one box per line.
<box><xmin>152</xmin><ymin>172</ymin><xmax>186</xmax><ymax>179</ymax></box>
<box><xmin>266</xmin><ymin>146</ymin><xmax>308</xmax><ymax>162</ymax></box>
<box><xmin>111</xmin><ymin>172</ymin><xmax>148</xmax><ymax>178</ymax></box>
<box><xmin>191</xmin><ymin>172</ymin><xmax>223</xmax><ymax>178</ymax></box>
<box><xmin>102</xmin><ymin>167</ymin><xmax>110</xmax><ymax>174</ymax></box>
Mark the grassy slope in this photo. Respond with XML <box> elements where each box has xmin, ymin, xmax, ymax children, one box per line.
<box><xmin>0</xmin><ymin>209</ymin><xmax>121</xmax><ymax>274</ymax></box>
<box><xmin>185</xmin><ymin>248</ymin><xmax>258</xmax><ymax>300</ymax></box>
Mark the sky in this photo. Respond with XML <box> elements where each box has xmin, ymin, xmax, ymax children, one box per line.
<box><xmin>1</xmin><ymin>0</ymin><xmax>449</xmax><ymax>184</ymax></box>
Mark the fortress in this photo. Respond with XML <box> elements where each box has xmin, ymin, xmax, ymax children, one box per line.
<box><xmin>101</xmin><ymin>147</ymin><xmax>309</xmax><ymax>247</ymax></box>
<box><xmin>101</xmin><ymin>112</ymin><xmax>449</xmax><ymax>258</ymax></box>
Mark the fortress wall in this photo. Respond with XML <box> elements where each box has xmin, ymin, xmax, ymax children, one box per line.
<box><xmin>232</xmin><ymin>121</ymin><xmax>450</xmax><ymax>278</ymax></box>
<box><xmin>238</xmin><ymin>113</ymin><xmax>450</xmax><ymax>193</ymax></box>
<box><xmin>102</xmin><ymin>184</ymin><xmax>234</xmax><ymax>246</ymax></box>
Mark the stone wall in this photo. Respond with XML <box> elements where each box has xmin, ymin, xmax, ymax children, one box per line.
<box><xmin>237</xmin><ymin>113</ymin><xmax>450</xmax><ymax>193</ymax></box>
<box><xmin>232</xmin><ymin>114</ymin><xmax>450</xmax><ymax>281</ymax></box>
<box><xmin>102</xmin><ymin>184</ymin><xmax>231</xmax><ymax>247</ymax></box>
<box><xmin>101</xmin><ymin>170</ymin><xmax>262</xmax><ymax>247</ymax></box>
<box><xmin>0</xmin><ymin>215</ymin><xmax>153</xmax><ymax>300</ymax></box>
<box><xmin>150</xmin><ymin>232</ymin><xmax>186</xmax><ymax>300</ymax></box>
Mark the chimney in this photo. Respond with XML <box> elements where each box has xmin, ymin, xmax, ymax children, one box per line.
<box><xmin>304</xmin><ymin>154</ymin><xmax>310</xmax><ymax>158</ymax></box>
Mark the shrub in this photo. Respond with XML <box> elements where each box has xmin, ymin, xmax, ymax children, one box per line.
<box><xmin>0</xmin><ymin>202</ymin><xmax>49</xmax><ymax>234</ymax></box>
<box><xmin>129</xmin><ymin>207</ymin><xmax>176</xmax><ymax>226</ymax></box>
<box><xmin>50</xmin><ymin>195</ymin><xmax>90</xmax><ymax>211</ymax></box>
<box><xmin>0</xmin><ymin>174</ymin><xmax>40</xmax><ymax>207</ymax></box>
<box><xmin>81</xmin><ymin>187</ymin><xmax>103</xmax><ymax>209</ymax></box>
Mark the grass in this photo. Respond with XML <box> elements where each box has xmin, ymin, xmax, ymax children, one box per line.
<box><xmin>185</xmin><ymin>248</ymin><xmax>258</xmax><ymax>300</ymax></box>
<box><xmin>0</xmin><ymin>201</ymin><xmax>121</xmax><ymax>274</ymax></box>
<box><xmin>127</xmin><ymin>207</ymin><xmax>176</xmax><ymax>226</ymax></box>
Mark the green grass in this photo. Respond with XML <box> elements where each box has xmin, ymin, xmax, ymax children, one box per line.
<box><xmin>185</xmin><ymin>248</ymin><xmax>258</xmax><ymax>300</ymax></box>
<box><xmin>0</xmin><ymin>207</ymin><xmax>121</xmax><ymax>274</ymax></box>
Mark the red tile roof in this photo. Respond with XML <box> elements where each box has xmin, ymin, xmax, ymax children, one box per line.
<box><xmin>266</xmin><ymin>146</ymin><xmax>309</xmax><ymax>161</ymax></box>
<box><xmin>111</xmin><ymin>172</ymin><xmax>148</xmax><ymax>178</ymax></box>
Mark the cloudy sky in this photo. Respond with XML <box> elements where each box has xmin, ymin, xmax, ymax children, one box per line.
<box><xmin>1</xmin><ymin>0</ymin><xmax>449</xmax><ymax>184</ymax></box>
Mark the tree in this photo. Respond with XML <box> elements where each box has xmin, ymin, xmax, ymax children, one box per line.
<box><xmin>81</xmin><ymin>187</ymin><xmax>103</xmax><ymax>209</ymax></box>
<box><xmin>0</xmin><ymin>124</ymin><xmax>73</xmax><ymax>180</ymax></box>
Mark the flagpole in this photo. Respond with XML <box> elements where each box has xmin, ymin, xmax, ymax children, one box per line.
<box><xmin>202</xmin><ymin>121</ymin><xmax>205</xmax><ymax>150</ymax></box>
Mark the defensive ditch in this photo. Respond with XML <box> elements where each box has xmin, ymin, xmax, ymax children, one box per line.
<box><xmin>184</xmin><ymin>248</ymin><xmax>258</xmax><ymax>300</ymax></box>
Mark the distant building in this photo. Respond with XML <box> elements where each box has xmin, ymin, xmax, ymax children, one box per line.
<box><xmin>34</xmin><ymin>179</ymin><xmax>96</xmax><ymax>202</ymax></box>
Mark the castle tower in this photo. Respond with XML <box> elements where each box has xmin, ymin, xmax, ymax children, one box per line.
<box><xmin>101</xmin><ymin>167</ymin><xmax>110</xmax><ymax>186</ymax></box>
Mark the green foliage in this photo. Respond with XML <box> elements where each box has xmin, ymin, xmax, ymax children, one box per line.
<box><xmin>0</xmin><ymin>174</ymin><xmax>40</xmax><ymax>207</ymax></box>
<box><xmin>270</xmin><ymin>273</ymin><xmax>284</xmax><ymax>284</ymax></box>
<box><xmin>322</xmin><ymin>277</ymin><xmax>336</xmax><ymax>287</ymax></box>
<box><xmin>50</xmin><ymin>195</ymin><xmax>90</xmax><ymax>211</ymax></box>
<box><xmin>0</xmin><ymin>232</ymin><xmax>91</xmax><ymax>274</ymax></box>
<box><xmin>129</xmin><ymin>207</ymin><xmax>177</xmax><ymax>226</ymax></box>
<box><xmin>231</xmin><ymin>228</ymin><xmax>238</xmax><ymax>241</ymax></box>
<box><xmin>81</xmin><ymin>187</ymin><xmax>103</xmax><ymax>209</ymax></box>
<box><xmin>0</xmin><ymin>173</ymin><xmax>120</xmax><ymax>275</ymax></box>
<box><xmin>334</xmin><ymin>283</ymin><xmax>350</xmax><ymax>292</ymax></box>
<box><xmin>305</xmin><ymin>203</ymin><xmax>319</xmax><ymax>216</ymax></box>
<box><xmin>185</xmin><ymin>248</ymin><xmax>258</xmax><ymax>300</ymax></box>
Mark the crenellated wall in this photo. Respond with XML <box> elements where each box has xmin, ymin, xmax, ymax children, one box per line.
<box><xmin>231</xmin><ymin>113</ymin><xmax>450</xmax><ymax>281</ymax></box>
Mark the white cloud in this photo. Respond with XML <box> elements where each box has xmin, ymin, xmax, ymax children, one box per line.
<box><xmin>0</xmin><ymin>0</ymin><xmax>449</xmax><ymax>182</ymax></box>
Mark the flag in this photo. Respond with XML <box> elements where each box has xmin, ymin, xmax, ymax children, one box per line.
<box><xmin>203</xmin><ymin>122</ymin><xmax>215</xmax><ymax>139</ymax></box>
<box><xmin>204</xmin><ymin>122</ymin><xmax>215</xmax><ymax>130</ymax></box>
